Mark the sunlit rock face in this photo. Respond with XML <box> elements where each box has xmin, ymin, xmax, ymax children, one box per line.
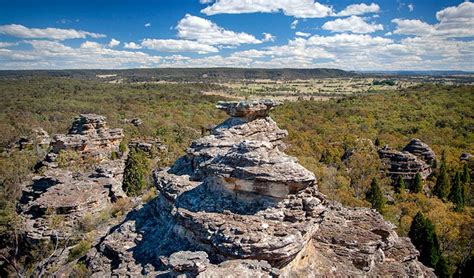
<box><xmin>18</xmin><ymin>114</ymin><xmax>127</xmax><ymax>240</ymax></box>
<box><xmin>85</xmin><ymin>100</ymin><xmax>435</xmax><ymax>277</ymax></box>
<box><xmin>402</xmin><ymin>138</ymin><xmax>436</xmax><ymax>165</ymax></box>
<box><xmin>51</xmin><ymin>114</ymin><xmax>123</xmax><ymax>160</ymax></box>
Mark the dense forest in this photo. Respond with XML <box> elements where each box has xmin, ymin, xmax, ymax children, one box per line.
<box><xmin>0</xmin><ymin>78</ymin><xmax>472</xmax><ymax>276</ymax></box>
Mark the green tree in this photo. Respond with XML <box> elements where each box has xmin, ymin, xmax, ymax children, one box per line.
<box><xmin>461</xmin><ymin>164</ymin><xmax>471</xmax><ymax>185</ymax></box>
<box><xmin>395</xmin><ymin>176</ymin><xmax>406</xmax><ymax>194</ymax></box>
<box><xmin>435</xmin><ymin>256</ymin><xmax>450</xmax><ymax>278</ymax></box>
<box><xmin>122</xmin><ymin>147</ymin><xmax>150</xmax><ymax>196</ymax></box>
<box><xmin>449</xmin><ymin>172</ymin><xmax>464</xmax><ymax>211</ymax></box>
<box><xmin>408</xmin><ymin>212</ymin><xmax>441</xmax><ymax>268</ymax></box>
<box><xmin>412</xmin><ymin>173</ymin><xmax>423</xmax><ymax>193</ymax></box>
<box><xmin>433</xmin><ymin>162</ymin><xmax>450</xmax><ymax>200</ymax></box>
<box><xmin>366</xmin><ymin>178</ymin><xmax>385</xmax><ymax>212</ymax></box>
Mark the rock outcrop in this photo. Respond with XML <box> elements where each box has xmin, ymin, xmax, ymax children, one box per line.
<box><xmin>402</xmin><ymin>138</ymin><xmax>436</xmax><ymax>165</ymax></box>
<box><xmin>84</xmin><ymin>100</ymin><xmax>434</xmax><ymax>277</ymax></box>
<box><xmin>18</xmin><ymin>114</ymin><xmax>127</xmax><ymax>240</ymax></box>
<box><xmin>379</xmin><ymin>138</ymin><xmax>435</xmax><ymax>183</ymax></box>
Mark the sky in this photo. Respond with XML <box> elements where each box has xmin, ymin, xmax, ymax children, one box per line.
<box><xmin>0</xmin><ymin>0</ymin><xmax>472</xmax><ymax>70</ymax></box>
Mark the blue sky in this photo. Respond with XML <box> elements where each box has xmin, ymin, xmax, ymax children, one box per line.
<box><xmin>0</xmin><ymin>0</ymin><xmax>472</xmax><ymax>70</ymax></box>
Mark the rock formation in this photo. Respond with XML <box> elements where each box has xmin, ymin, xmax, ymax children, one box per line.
<box><xmin>84</xmin><ymin>100</ymin><xmax>434</xmax><ymax>277</ymax></box>
<box><xmin>402</xmin><ymin>138</ymin><xmax>436</xmax><ymax>165</ymax></box>
<box><xmin>18</xmin><ymin>114</ymin><xmax>127</xmax><ymax>240</ymax></box>
<box><xmin>379</xmin><ymin>139</ymin><xmax>435</xmax><ymax>183</ymax></box>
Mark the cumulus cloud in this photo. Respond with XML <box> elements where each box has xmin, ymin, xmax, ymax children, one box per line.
<box><xmin>262</xmin><ymin>32</ymin><xmax>275</xmax><ymax>42</ymax></box>
<box><xmin>0</xmin><ymin>24</ymin><xmax>105</xmax><ymax>40</ymax></box>
<box><xmin>0</xmin><ymin>42</ymin><xmax>17</xmax><ymax>48</ymax></box>
<box><xmin>323</xmin><ymin>16</ymin><xmax>383</xmax><ymax>34</ymax></box>
<box><xmin>144</xmin><ymin>23</ymin><xmax>151</xmax><ymax>27</ymax></box>
<box><xmin>393</xmin><ymin>2</ymin><xmax>474</xmax><ymax>37</ymax></box>
<box><xmin>176</xmin><ymin>14</ymin><xmax>261</xmax><ymax>45</ymax></box>
<box><xmin>123</xmin><ymin>42</ymin><xmax>142</xmax><ymax>49</ymax></box>
<box><xmin>408</xmin><ymin>4</ymin><xmax>414</xmax><ymax>12</ymax></box>
<box><xmin>337</xmin><ymin>3</ymin><xmax>380</xmax><ymax>16</ymax></box>
<box><xmin>296</xmin><ymin>31</ymin><xmax>311</xmax><ymax>37</ymax></box>
<box><xmin>201</xmin><ymin>0</ymin><xmax>334</xmax><ymax>18</ymax></box>
<box><xmin>141</xmin><ymin>38</ymin><xmax>218</xmax><ymax>54</ymax></box>
<box><xmin>108</xmin><ymin>38</ymin><xmax>120</xmax><ymax>48</ymax></box>
<box><xmin>0</xmin><ymin>39</ymin><xmax>162</xmax><ymax>69</ymax></box>
<box><xmin>290</xmin><ymin>20</ymin><xmax>299</xmax><ymax>29</ymax></box>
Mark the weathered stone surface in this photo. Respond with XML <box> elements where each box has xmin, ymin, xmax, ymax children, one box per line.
<box><xmin>18</xmin><ymin>114</ymin><xmax>127</xmax><ymax>240</ymax></box>
<box><xmin>85</xmin><ymin>100</ymin><xmax>434</xmax><ymax>277</ymax></box>
<box><xmin>51</xmin><ymin>114</ymin><xmax>123</xmax><ymax>160</ymax></box>
<box><xmin>460</xmin><ymin>152</ymin><xmax>473</xmax><ymax>161</ymax></box>
<box><xmin>216</xmin><ymin>99</ymin><xmax>281</xmax><ymax>120</ymax></box>
<box><xmin>378</xmin><ymin>146</ymin><xmax>432</xmax><ymax>181</ymax></box>
<box><xmin>402</xmin><ymin>138</ymin><xmax>436</xmax><ymax>165</ymax></box>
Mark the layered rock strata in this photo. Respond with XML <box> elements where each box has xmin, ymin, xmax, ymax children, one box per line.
<box><xmin>379</xmin><ymin>138</ymin><xmax>435</xmax><ymax>182</ymax></box>
<box><xmin>85</xmin><ymin>100</ymin><xmax>434</xmax><ymax>277</ymax></box>
<box><xmin>18</xmin><ymin>114</ymin><xmax>127</xmax><ymax>240</ymax></box>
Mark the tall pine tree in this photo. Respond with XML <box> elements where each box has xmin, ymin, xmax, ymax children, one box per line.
<box><xmin>433</xmin><ymin>162</ymin><xmax>450</xmax><ymax>200</ymax></box>
<box><xmin>395</xmin><ymin>176</ymin><xmax>406</xmax><ymax>194</ymax></box>
<box><xmin>412</xmin><ymin>172</ymin><xmax>423</xmax><ymax>193</ymax></box>
<box><xmin>366</xmin><ymin>178</ymin><xmax>385</xmax><ymax>212</ymax></box>
<box><xmin>449</xmin><ymin>172</ymin><xmax>464</xmax><ymax>211</ymax></box>
<box><xmin>461</xmin><ymin>164</ymin><xmax>471</xmax><ymax>185</ymax></box>
<box><xmin>408</xmin><ymin>212</ymin><xmax>441</xmax><ymax>268</ymax></box>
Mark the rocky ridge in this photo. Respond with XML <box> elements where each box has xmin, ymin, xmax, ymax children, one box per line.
<box><xmin>84</xmin><ymin>100</ymin><xmax>435</xmax><ymax>277</ymax></box>
<box><xmin>18</xmin><ymin>114</ymin><xmax>127</xmax><ymax>240</ymax></box>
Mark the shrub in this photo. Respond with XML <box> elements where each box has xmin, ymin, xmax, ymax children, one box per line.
<box><xmin>122</xmin><ymin>148</ymin><xmax>150</xmax><ymax>196</ymax></box>
<box><xmin>67</xmin><ymin>240</ymin><xmax>92</xmax><ymax>262</ymax></box>
<box><xmin>366</xmin><ymin>178</ymin><xmax>385</xmax><ymax>212</ymax></box>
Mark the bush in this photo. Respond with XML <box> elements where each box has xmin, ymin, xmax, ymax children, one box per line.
<box><xmin>122</xmin><ymin>148</ymin><xmax>150</xmax><ymax>196</ymax></box>
<box><xmin>67</xmin><ymin>240</ymin><xmax>92</xmax><ymax>262</ymax></box>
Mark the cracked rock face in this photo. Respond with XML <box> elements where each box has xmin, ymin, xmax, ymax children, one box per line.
<box><xmin>85</xmin><ymin>101</ymin><xmax>434</xmax><ymax>277</ymax></box>
<box><xmin>18</xmin><ymin>114</ymin><xmax>127</xmax><ymax>240</ymax></box>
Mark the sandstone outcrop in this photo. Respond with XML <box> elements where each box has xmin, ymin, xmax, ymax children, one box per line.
<box><xmin>18</xmin><ymin>114</ymin><xmax>127</xmax><ymax>240</ymax></box>
<box><xmin>84</xmin><ymin>100</ymin><xmax>434</xmax><ymax>277</ymax></box>
<box><xmin>402</xmin><ymin>138</ymin><xmax>436</xmax><ymax>165</ymax></box>
<box><xmin>378</xmin><ymin>138</ymin><xmax>435</xmax><ymax>183</ymax></box>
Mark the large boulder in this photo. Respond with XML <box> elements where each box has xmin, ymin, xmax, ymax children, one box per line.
<box><xmin>84</xmin><ymin>100</ymin><xmax>434</xmax><ymax>277</ymax></box>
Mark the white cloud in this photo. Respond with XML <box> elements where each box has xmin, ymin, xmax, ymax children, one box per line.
<box><xmin>323</xmin><ymin>16</ymin><xmax>383</xmax><ymax>34</ymax></box>
<box><xmin>0</xmin><ymin>42</ymin><xmax>17</xmax><ymax>48</ymax></box>
<box><xmin>108</xmin><ymin>38</ymin><xmax>120</xmax><ymax>48</ymax></box>
<box><xmin>201</xmin><ymin>0</ymin><xmax>334</xmax><ymax>18</ymax></box>
<box><xmin>296</xmin><ymin>31</ymin><xmax>311</xmax><ymax>37</ymax></box>
<box><xmin>124</xmin><ymin>42</ymin><xmax>142</xmax><ymax>49</ymax></box>
<box><xmin>80</xmin><ymin>41</ymin><xmax>103</xmax><ymax>49</ymax></box>
<box><xmin>291</xmin><ymin>20</ymin><xmax>299</xmax><ymax>29</ymax></box>
<box><xmin>141</xmin><ymin>38</ymin><xmax>218</xmax><ymax>54</ymax></box>
<box><xmin>199</xmin><ymin>0</ymin><xmax>214</xmax><ymax>3</ymax></box>
<box><xmin>0</xmin><ymin>40</ymin><xmax>162</xmax><ymax>69</ymax></box>
<box><xmin>262</xmin><ymin>32</ymin><xmax>275</xmax><ymax>42</ymax></box>
<box><xmin>392</xmin><ymin>19</ymin><xmax>434</xmax><ymax>36</ymax></box>
<box><xmin>408</xmin><ymin>4</ymin><xmax>414</xmax><ymax>12</ymax></box>
<box><xmin>0</xmin><ymin>24</ymin><xmax>105</xmax><ymax>40</ymax></box>
<box><xmin>144</xmin><ymin>23</ymin><xmax>151</xmax><ymax>27</ymax></box>
<box><xmin>176</xmin><ymin>14</ymin><xmax>261</xmax><ymax>45</ymax></box>
<box><xmin>393</xmin><ymin>2</ymin><xmax>474</xmax><ymax>38</ymax></box>
<box><xmin>337</xmin><ymin>3</ymin><xmax>380</xmax><ymax>16</ymax></box>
